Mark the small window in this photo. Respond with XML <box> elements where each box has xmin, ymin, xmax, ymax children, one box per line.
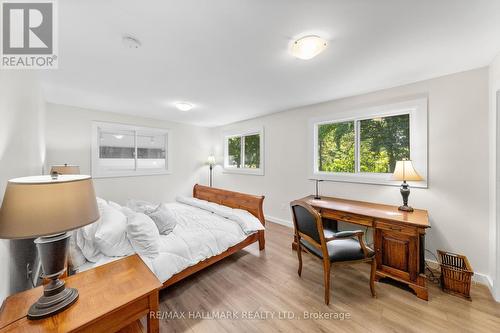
<box><xmin>92</xmin><ymin>122</ymin><xmax>171</xmax><ymax>178</ymax></box>
<box><xmin>224</xmin><ymin>129</ymin><xmax>264</xmax><ymax>175</ymax></box>
<box><xmin>310</xmin><ymin>98</ymin><xmax>427</xmax><ymax>187</ymax></box>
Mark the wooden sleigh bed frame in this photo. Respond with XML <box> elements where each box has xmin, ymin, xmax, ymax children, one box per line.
<box><xmin>161</xmin><ymin>184</ymin><xmax>266</xmax><ymax>289</ymax></box>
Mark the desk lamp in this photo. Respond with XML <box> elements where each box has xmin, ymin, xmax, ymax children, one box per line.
<box><xmin>392</xmin><ymin>160</ymin><xmax>422</xmax><ymax>212</ymax></box>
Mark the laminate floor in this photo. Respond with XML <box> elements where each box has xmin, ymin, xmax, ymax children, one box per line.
<box><xmin>157</xmin><ymin>222</ymin><xmax>500</xmax><ymax>333</ymax></box>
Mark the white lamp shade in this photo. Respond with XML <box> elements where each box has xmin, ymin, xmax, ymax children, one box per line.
<box><xmin>50</xmin><ymin>164</ymin><xmax>80</xmax><ymax>175</ymax></box>
<box><xmin>392</xmin><ymin>160</ymin><xmax>423</xmax><ymax>181</ymax></box>
<box><xmin>0</xmin><ymin>175</ymin><xmax>99</xmax><ymax>239</ymax></box>
<box><xmin>207</xmin><ymin>155</ymin><xmax>216</xmax><ymax>165</ymax></box>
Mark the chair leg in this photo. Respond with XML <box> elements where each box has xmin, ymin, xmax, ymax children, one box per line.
<box><xmin>370</xmin><ymin>257</ymin><xmax>377</xmax><ymax>297</ymax></box>
<box><xmin>297</xmin><ymin>243</ymin><xmax>303</xmax><ymax>277</ymax></box>
<box><xmin>323</xmin><ymin>259</ymin><xmax>331</xmax><ymax>305</ymax></box>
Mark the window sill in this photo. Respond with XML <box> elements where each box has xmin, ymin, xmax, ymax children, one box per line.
<box><xmin>222</xmin><ymin>167</ymin><xmax>264</xmax><ymax>176</ymax></box>
<box><xmin>92</xmin><ymin>170</ymin><xmax>172</xmax><ymax>179</ymax></box>
<box><xmin>312</xmin><ymin>172</ymin><xmax>428</xmax><ymax>188</ymax></box>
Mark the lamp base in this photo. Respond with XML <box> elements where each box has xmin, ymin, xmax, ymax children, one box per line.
<box><xmin>398</xmin><ymin>205</ymin><xmax>414</xmax><ymax>212</ymax></box>
<box><xmin>399</xmin><ymin>181</ymin><xmax>414</xmax><ymax>213</ymax></box>
<box><xmin>28</xmin><ymin>232</ymin><xmax>78</xmax><ymax>320</ymax></box>
<box><xmin>28</xmin><ymin>287</ymin><xmax>78</xmax><ymax>320</ymax></box>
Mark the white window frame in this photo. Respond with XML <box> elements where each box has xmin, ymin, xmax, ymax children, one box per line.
<box><xmin>91</xmin><ymin>121</ymin><xmax>172</xmax><ymax>178</ymax></box>
<box><xmin>223</xmin><ymin>127</ymin><xmax>264</xmax><ymax>175</ymax></box>
<box><xmin>309</xmin><ymin>98</ymin><xmax>428</xmax><ymax>188</ymax></box>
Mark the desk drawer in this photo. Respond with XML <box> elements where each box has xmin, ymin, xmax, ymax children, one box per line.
<box><xmin>376</xmin><ymin>221</ymin><xmax>417</xmax><ymax>236</ymax></box>
<box><xmin>320</xmin><ymin>209</ymin><xmax>373</xmax><ymax>227</ymax></box>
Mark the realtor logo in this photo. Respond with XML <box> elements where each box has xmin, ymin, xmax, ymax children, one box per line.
<box><xmin>1</xmin><ymin>0</ymin><xmax>57</xmax><ymax>69</ymax></box>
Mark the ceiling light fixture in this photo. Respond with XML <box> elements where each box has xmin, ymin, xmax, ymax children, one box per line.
<box><xmin>291</xmin><ymin>35</ymin><xmax>327</xmax><ymax>60</ymax></box>
<box><xmin>113</xmin><ymin>134</ymin><xmax>124</xmax><ymax>139</ymax></box>
<box><xmin>175</xmin><ymin>102</ymin><xmax>193</xmax><ymax>112</ymax></box>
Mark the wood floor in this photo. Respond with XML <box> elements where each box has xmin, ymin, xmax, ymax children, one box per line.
<box><xmin>157</xmin><ymin>222</ymin><xmax>500</xmax><ymax>333</ymax></box>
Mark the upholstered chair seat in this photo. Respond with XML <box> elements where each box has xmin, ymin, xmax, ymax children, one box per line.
<box><xmin>300</xmin><ymin>236</ymin><xmax>375</xmax><ymax>262</ymax></box>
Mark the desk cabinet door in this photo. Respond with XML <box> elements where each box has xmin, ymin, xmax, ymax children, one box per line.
<box><xmin>375</xmin><ymin>229</ymin><xmax>418</xmax><ymax>282</ymax></box>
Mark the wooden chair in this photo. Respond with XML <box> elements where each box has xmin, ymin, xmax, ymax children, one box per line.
<box><xmin>291</xmin><ymin>200</ymin><xmax>377</xmax><ymax>305</ymax></box>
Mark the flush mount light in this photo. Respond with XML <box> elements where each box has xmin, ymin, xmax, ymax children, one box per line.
<box><xmin>175</xmin><ymin>102</ymin><xmax>193</xmax><ymax>112</ymax></box>
<box><xmin>291</xmin><ymin>35</ymin><xmax>327</xmax><ymax>60</ymax></box>
<box><xmin>113</xmin><ymin>134</ymin><xmax>124</xmax><ymax>139</ymax></box>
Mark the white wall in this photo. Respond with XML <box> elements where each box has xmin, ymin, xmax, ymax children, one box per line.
<box><xmin>45</xmin><ymin>104</ymin><xmax>213</xmax><ymax>205</ymax></box>
<box><xmin>489</xmin><ymin>53</ymin><xmax>500</xmax><ymax>300</ymax></box>
<box><xmin>211</xmin><ymin>68</ymin><xmax>491</xmax><ymax>282</ymax></box>
<box><xmin>0</xmin><ymin>72</ymin><xmax>46</xmax><ymax>305</ymax></box>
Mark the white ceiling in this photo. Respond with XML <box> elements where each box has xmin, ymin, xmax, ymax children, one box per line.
<box><xmin>42</xmin><ymin>0</ymin><xmax>500</xmax><ymax>127</ymax></box>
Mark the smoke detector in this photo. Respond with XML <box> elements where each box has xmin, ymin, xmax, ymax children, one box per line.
<box><xmin>122</xmin><ymin>36</ymin><xmax>141</xmax><ymax>49</ymax></box>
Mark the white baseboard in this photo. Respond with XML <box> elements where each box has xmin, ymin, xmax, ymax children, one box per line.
<box><xmin>265</xmin><ymin>215</ymin><xmax>293</xmax><ymax>228</ymax></box>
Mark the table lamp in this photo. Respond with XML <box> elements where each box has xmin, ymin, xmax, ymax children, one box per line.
<box><xmin>392</xmin><ymin>160</ymin><xmax>422</xmax><ymax>212</ymax></box>
<box><xmin>207</xmin><ymin>155</ymin><xmax>216</xmax><ymax>187</ymax></box>
<box><xmin>0</xmin><ymin>175</ymin><xmax>99</xmax><ymax>319</ymax></box>
<box><xmin>50</xmin><ymin>164</ymin><xmax>80</xmax><ymax>176</ymax></box>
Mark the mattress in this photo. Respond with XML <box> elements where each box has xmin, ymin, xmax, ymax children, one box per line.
<box><xmin>77</xmin><ymin>202</ymin><xmax>259</xmax><ymax>283</ymax></box>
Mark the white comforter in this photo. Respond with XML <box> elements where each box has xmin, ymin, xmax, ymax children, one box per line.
<box><xmin>78</xmin><ymin>200</ymin><xmax>263</xmax><ymax>283</ymax></box>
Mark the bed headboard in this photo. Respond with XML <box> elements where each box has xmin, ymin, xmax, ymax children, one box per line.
<box><xmin>193</xmin><ymin>184</ymin><xmax>265</xmax><ymax>226</ymax></box>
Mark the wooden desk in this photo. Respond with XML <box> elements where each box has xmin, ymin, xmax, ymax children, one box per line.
<box><xmin>0</xmin><ymin>254</ymin><xmax>162</xmax><ymax>333</ymax></box>
<box><xmin>293</xmin><ymin>195</ymin><xmax>430</xmax><ymax>300</ymax></box>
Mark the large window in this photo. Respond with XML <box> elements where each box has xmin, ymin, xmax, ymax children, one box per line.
<box><xmin>92</xmin><ymin>122</ymin><xmax>171</xmax><ymax>178</ymax></box>
<box><xmin>317</xmin><ymin>114</ymin><xmax>410</xmax><ymax>174</ymax></box>
<box><xmin>311</xmin><ymin>99</ymin><xmax>427</xmax><ymax>187</ymax></box>
<box><xmin>224</xmin><ymin>128</ymin><xmax>264</xmax><ymax>175</ymax></box>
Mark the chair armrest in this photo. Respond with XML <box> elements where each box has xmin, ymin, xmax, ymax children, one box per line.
<box><xmin>324</xmin><ymin>230</ymin><xmax>364</xmax><ymax>242</ymax></box>
<box><xmin>325</xmin><ymin>230</ymin><xmax>371</xmax><ymax>257</ymax></box>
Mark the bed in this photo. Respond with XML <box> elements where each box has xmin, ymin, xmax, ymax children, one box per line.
<box><xmin>73</xmin><ymin>184</ymin><xmax>266</xmax><ymax>289</ymax></box>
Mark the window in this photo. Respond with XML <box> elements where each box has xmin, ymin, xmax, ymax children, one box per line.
<box><xmin>92</xmin><ymin>122</ymin><xmax>171</xmax><ymax>178</ymax></box>
<box><xmin>311</xmin><ymin>98</ymin><xmax>427</xmax><ymax>187</ymax></box>
<box><xmin>224</xmin><ymin>128</ymin><xmax>264</xmax><ymax>175</ymax></box>
<box><xmin>317</xmin><ymin>114</ymin><xmax>410</xmax><ymax>174</ymax></box>
<box><xmin>318</xmin><ymin>121</ymin><xmax>355</xmax><ymax>173</ymax></box>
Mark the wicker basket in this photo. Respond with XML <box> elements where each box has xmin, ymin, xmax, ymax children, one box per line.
<box><xmin>438</xmin><ymin>250</ymin><xmax>474</xmax><ymax>300</ymax></box>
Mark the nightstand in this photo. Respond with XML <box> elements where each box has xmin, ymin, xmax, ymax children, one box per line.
<box><xmin>0</xmin><ymin>254</ymin><xmax>162</xmax><ymax>333</ymax></box>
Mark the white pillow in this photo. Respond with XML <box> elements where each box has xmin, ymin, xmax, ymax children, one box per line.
<box><xmin>76</xmin><ymin>220</ymin><xmax>102</xmax><ymax>262</ymax></box>
<box><xmin>94</xmin><ymin>204</ymin><xmax>134</xmax><ymax>257</ymax></box>
<box><xmin>176</xmin><ymin>196</ymin><xmax>214</xmax><ymax>212</ymax></box>
<box><xmin>126</xmin><ymin>199</ymin><xmax>158</xmax><ymax>214</ymax></box>
<box><xmin>68</xmin><ymin>230</ymin><xmax>87</xmax><ymax>269</ymax></box>
<box><xmin>75</xmin><ymin>197</ymin><xmax>119</xmax><ymax>262</ymax></box>
<box><xmin>145</xmin><ymin>203</ymin><xmax>177</xmax><ymax>235</ymax></box>
<box><xmin>107</xmin><ymin>201</ymin><xmax>123</xmax><ymax>211</ymax></box>
<box><xmin>96</xmin><ymin>197</ymin><xmax>108</xmax><ymax>210</ymax></box>
<box><xmin>226</xmin><ymin>209</ymin><xmax>265</xmax><ymax>234</ymax></box>
<box><xmin>123</xmin><ymin>209</ymin><xmax>160</xmax><ymax>258</ymax></box>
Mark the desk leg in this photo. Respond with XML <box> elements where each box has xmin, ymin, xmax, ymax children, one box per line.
<box><xmin>409</xmin><ymin>283</ymin><xmax>429</xmax><ymax>301</ymax></box>
<box><xmin>147</xmin><ymin>291</ymin><xmax>159</xmax><ymax>333</ymax></box>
